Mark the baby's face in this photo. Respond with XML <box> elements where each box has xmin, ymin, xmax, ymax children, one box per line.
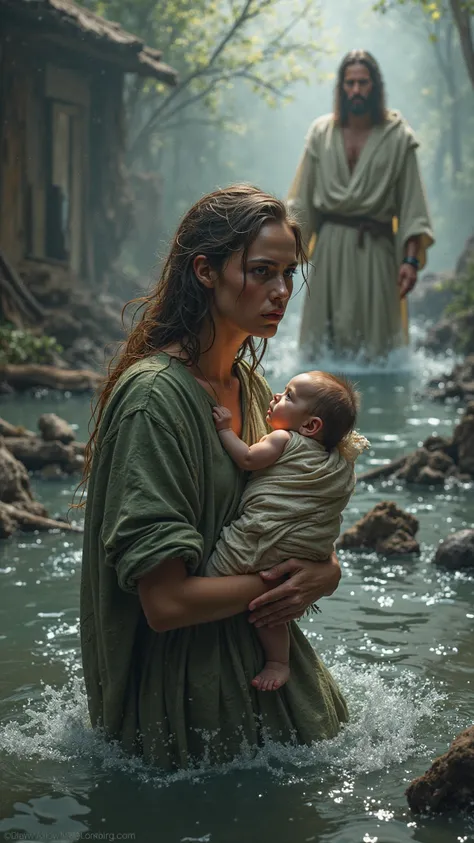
<box><xmin>267</xmin><ymin>373</ymin><xmax>321</xmax><ymax>431</ymax></box>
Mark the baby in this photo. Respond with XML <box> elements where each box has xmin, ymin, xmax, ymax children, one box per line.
<box><xmin>209</xmin><ymin>370</ymin><xmax>369</xmax><ymax>692</ymax></box>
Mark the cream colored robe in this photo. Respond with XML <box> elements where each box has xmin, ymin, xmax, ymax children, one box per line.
<box><xmin>206</xmin><ymin>433</ymin><xmax>356</xmax><ymax>576</ymax></box>
<box><xmin>288</xmin><ymin>111</ymin><xmax>434</xmax><ymax>360</ymax></box>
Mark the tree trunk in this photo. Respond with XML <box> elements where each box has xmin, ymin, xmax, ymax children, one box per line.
<box><xmin>0</xmin><ymin>249</ymin><xmax>45</xmax><ymax>327</ymax></box>
<box><xmin>444</xmin><ymin>21</ymin><xmax>463</xmax><ymax>178</ymax></box>
<box><xmin>450</xmin><ymin>0</ymin><xmax>474</xmax><ymax>91</ymax></box>
<box><xmin>0</xmin><ymin>363</ymin><xmax>102</xmax><ymax>392</ymax></box>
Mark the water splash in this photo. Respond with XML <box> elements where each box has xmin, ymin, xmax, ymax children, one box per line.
<box><xmin>265</xmin><ymin>311</ymin><xmax>457</xmax><ymax>380</ymax></box>
<box><xmin>0</xmin><ymin>662</ymin><xmax>446</xmax><ymax>789</ymax></box>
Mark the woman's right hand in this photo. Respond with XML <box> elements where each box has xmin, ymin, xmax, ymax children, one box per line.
<box><xmin>247</xmin><ymin>552</ymin><xmax>342</xmax><ymax>628</ymax></box>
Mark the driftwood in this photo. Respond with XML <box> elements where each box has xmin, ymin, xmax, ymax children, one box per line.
<box><xmin>0</xmin><ymin>501</ymin><xmax>82</xmax><ymax>535</ymax></box>
<box><xmin>357</xmin><ymin>455</ymin><xmax>408</xmax><ymax>482</ymax></box>
<box><xmin>0</xmin><ymin>415</ymin><xmax>86</xmax><ymax>470</ymax></box>
<box><xmin>38</xmin><ymin>412</ymin><xmax>75</xmax><ymax>443</ymax></box>
<box><xmin>0</xmin><ymin>363</ymin><xmax>102</xmax><ymax>392</ymax></box>
<box><xmin>358</xmin><ymin>403</ymin><xmax>474</xmax><ymax>486</ymax></box>
<box><xmin>0</xmin><ymin>418</ymin><xmax>35</xmax><ymax>438</ymax></box>
<box><xmin>0</xmin><ymin>439</ymin><xmax>81</xmax><ymax>538</ymax></box>
<box><xmin>3</xmin><ymin>436</ymin><xmax>81</xmax><ymax>472</ymax></box>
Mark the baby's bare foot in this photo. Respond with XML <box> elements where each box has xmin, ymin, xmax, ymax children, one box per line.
<box><xmin>251</xmin><ymin>661</ymin><xmax>290</xmax><ymax>692</ymax></box>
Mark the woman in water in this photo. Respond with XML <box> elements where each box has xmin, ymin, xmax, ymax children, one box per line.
<box><xmin>80</xmin><ymin>184</ymin><xmax>348</xmax><ymax>770</ymax></box>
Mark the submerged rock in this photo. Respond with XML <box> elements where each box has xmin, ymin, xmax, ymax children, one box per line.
<box><xmin>38</xmin><ymin>412</ymin><xmax>76</xmax><ymax>444</ymax></box>
<box><xmin>421</xmin><ymin>309</ymin><xmax>474</xmax><ymax>357</ymax></box>
<box><xmin>0</xmin><ymin>437</ymin><xmax>80</xmax><ymax>538</ymax></box>
<box><xmin>359</xmin><ymin>403</ymin><xmax>474</xmax><ymax>488</ymax></box>
<box><xmin>0</xmin><ymin>414</ymin><xmax>84</xmax><ymax>476</ymax></box>
<box><xmin>409</xmin><ymin>272</ymin><xmax>455</xmax><ymax>322</ymax></box>
<box><xmin>0</xmin><ymin>441</ymin><xmax>47</xmax><ymax>517</ymax></box>
<box><xmin>338</xmin><ymin>501</ymin><xmax>419</xmax><ymax>556</ymax></box>
<box><xmin>433</xmin><ymin>529</ymin><xmax>474</xmax><ymax>570</ymax></box>
<box><xmin>363</xmin><ymin>403</ymin><xmax>474</xmax><ymax>488</ymax></box>
<box><xmin>453</xmin><ymin>401</ymin><xmax>474</xmax><ymax>475</ymax></box>
<box><xmin>0</xmin><ymin>440</ymin><xmax>46</xmax><ymax>537</ymax></box>
<box><xmin>406</xmin><ymin>726</ymin><xmax>474</xmax><ymax>814</ymax></box>
<box><xmin>396</xmin><ymin>447</ymin><xmax>456</xmax><ymax>485</ymax></box>
<box><xmin>3</xmin><ymin>436</ymin><xmax>81</xmax><ymax>473</ymax></box>
<box><xmin>427</xmin><ymin>355</ymin><xmax>474</xmax><ymax>405</ymax></box>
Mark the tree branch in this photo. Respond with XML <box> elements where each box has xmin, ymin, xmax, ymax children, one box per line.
<box><xmin>128</xmin><ymin>0</ymin><xmax>303</xmax><ymax>155</ymax></box>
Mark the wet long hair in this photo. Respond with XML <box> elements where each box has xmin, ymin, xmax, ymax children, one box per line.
<box><xmin>81</xmin><ymin>184</ymin><xmax>306</xmax><ymax>492</ymax></box>
<box><xmin>334</xmin><ymin>50</ymin><xmax>387</xmax><ymax>127</ymax></box>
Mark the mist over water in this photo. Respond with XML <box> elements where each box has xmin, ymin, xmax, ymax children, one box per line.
<box><xmin>163</xmin><ymin>0</ymin><xmax>473</xmax><ymax>274</ymax></box>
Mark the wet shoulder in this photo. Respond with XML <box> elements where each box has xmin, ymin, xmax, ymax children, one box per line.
<box><xmin>99</xmin><ymin>354</ymin><xmax>210</xmax><ymax>442</ymax></box>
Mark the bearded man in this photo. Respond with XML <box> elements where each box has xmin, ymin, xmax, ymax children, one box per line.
<box><xmin>288</xmin><ymin>50</ymin><xmax>434</xmax><ymax>361</ymax></box>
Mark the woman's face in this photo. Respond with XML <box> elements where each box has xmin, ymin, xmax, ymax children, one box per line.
<box><xmin>197</xmin><ymin>221</ymin><xmax>298</xmax><ymax>340</ymax></box>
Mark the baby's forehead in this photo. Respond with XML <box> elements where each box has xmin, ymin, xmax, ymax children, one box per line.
<box><xmin>289</xmin><ymin>372</ymin><xmax>326</xmax><ymax>395</ymax></box>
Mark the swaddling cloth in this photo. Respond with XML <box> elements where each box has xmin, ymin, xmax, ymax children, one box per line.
<box><xmin>206</xmin><ymin>430</ymin><xmax>369</xmax><ymax>576</ymax></box>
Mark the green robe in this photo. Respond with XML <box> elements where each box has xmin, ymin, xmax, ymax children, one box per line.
<box><xmin>80</xmin><ymin>353</ymin><xmax>348</xmax><ymax>770</ymax></box>
<box><xmin>288</xmin><ymin>110</ymin><xmax>434</xmax><ymax>360</ymax></box>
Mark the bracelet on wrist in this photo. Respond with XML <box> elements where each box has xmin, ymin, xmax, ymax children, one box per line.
<box><xmin>403</xmin><ymin>256</ymin><xmax>419</xmax><ymax>270</ymax></box>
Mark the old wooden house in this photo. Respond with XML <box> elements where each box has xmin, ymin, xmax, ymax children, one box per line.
<box><xmin>0</xmin><ymin>0</ymin><xmax>177</xmax><ymax>326</ymax></box>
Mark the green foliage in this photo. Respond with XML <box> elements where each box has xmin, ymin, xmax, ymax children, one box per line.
<box><xmin>374</xmin><ymin>0</ymin><xmax>443</xmax><ymax>21</ymax></box>
<box><xmin>79</xmin><ymin>0</ymin><xmax>325</xmax><ymax>153</ymax></box>
<box><xmin>374</xmin><ymin>0</ymin><xmax>474</xmax><ymax>19</ymax></box>
<box><xmin>445</xmin><ymin>260</ymin><xmax>474</xmax><ymax>317</ymax></box>
<box><xmin>0</xmin><ymin>323</ymin><xmax>63</xmax><ymax>366</ymax></box>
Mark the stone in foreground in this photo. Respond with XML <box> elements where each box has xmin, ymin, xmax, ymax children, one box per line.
<box><xmin>406</xmin><ymin>726</ymin><xmax>474</xmax><ymax>814</ymax></box>
<box><xmin>38</xmin><ymin>413</ymin><xmax>76</xmax><ymax>444</ymax></box>
<box><xmin>433</xmin><ymin>529</ymin><xmax>474</xmax><ymax>570</ymax></box>
<box><xmin>338</xmin><ymin>501</ymin><xmax>419</xmax><ymax>556</ymax></box>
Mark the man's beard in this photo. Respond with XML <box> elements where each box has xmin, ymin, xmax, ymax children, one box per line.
<box><xmin>348</xmin><ymin>96</ymin><xmax>370</xmax><ymax>115</ymax></box>
<box><xmin>341</xmin><ymin>90</ymin><xmax>375</xmax><ymax>117</ymax></box>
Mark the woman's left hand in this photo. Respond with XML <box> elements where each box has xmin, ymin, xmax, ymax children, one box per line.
<box><xmin>247</xmin><ymin>553</ymin><xmax>341</xmax><ymax>628</ymax></box>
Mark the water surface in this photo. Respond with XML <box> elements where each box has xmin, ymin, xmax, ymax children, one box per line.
<box><xmin>0</xmin><ymin>318</ymin><xmax>473</xmax><ymax>843</ymax></box>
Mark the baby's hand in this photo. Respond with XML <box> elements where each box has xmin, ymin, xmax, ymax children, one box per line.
<box><xmin>212</xmin><ymin>405</ymin><xmax>233</xmax><ymax>431</ymax></box>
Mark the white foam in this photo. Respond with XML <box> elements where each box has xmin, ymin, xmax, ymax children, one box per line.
<box><xmin>0</xmin><ymin>661</ymin><xmax>446</xmax><ymax>788</ymax></box>
<box><xmin>265</xmin><ymin>311</ymin><xmax>457</xmax><ymax>380</ymax></box>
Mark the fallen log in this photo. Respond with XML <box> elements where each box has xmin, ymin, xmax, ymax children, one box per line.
<box><xmin>1</xmin><ymin>419</ymin><xmax>85</xmax><ymax>453</ymax></box>
<box><xmin>0</xmin><ymin>501</ymin><xmax>82</xmax><ymax>535</ymax></box>
<box><xmin>38</xmin><ymin>412</ymin><xmax>76</xmax><ymax>443</ymax></box>
<box><xmin>3</xmin><ymin>436</ymin><xmax>80</xmax><ymax>472</ymax></box>
<box><xmin>0</xmin><ymin>418</ymin><xmax>36</xmax><ymax>438</ymax></box>
<box><xmin>357</xmin><ymin>455</ymin><xmax>408</xmax><ymax>482</ymax></box>
<box><xmin>0</xmin><ymin>363</ymin><xmax>102</xmax><ymax>392</ymax></box>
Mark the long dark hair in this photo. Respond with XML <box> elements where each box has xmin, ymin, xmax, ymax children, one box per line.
<box><xmin>334</xmin><ymin>50</ymin><xmax>387</xmax><ymax>126</ymax></box>
<box><xmin>81</xmin><ymin>184</ymin><xmax>306</xmax><ymax>489</ymax></box>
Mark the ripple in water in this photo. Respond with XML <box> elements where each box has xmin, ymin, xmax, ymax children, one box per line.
<box><xmin>0</xmin><ymin>661</ymin><xmax>446</xmax><ymax>789</ymax></box>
